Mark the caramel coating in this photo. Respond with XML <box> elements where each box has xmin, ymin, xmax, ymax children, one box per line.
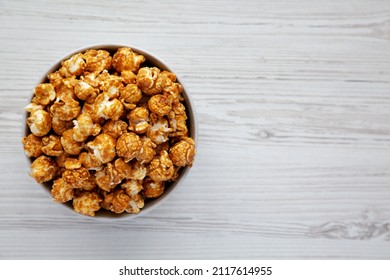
<box><xmin>33</xmin><ymin>83</ymin><xmax>56</xmax><ymax>105</ymax></box>
<box><xmin>61</xmin><ymin>129</ymin><xmax>83</xmax><ymax>156</ymax></box>
<box><xmin>42</xmin><ymin>135</ymin><xmax>63</xmax><ymax>156</ymax></box>
<box><xmin>87</xmin><ymin>133</ymin><xmax>116</xmax><ymax>164</ymax></box>
<box><xmin>24</xmin><ymin>103</ymin><xmax>44</xmax><ymax>114</ymax></box>
<box><xmin>121</xmin><ymin>179</ymin><xmax>143</xmax><ymax>196</ymax></box>
<box><xmin>102</xmin><ymin>189</ymin><xmax>131</xmax><ymax>214</ymax></box>
<box><xmin>148</xmin><ymin>94</ymin><xmax>172</xmax><ymax>116</ymax></box>
<box><xmin>116</xmin><ymin>132</ymin><xmax>141</xmax><ymax>162</ymax></box>
<box><xmin>62</xmin><ymin>167</ymin><xmax>95</xmax><ymax>190</ymax></box>
<box><xmin>64</xmin><ymin>158</ymin><xmax>82</xmax><ymax>170</ymax></box>
<box><xmin>148</xmin><ymin>151</ymin><xmax>175</xmax><ymax>182</ymax></box>
<box><xmin>137</xmin><ymin>67</ymin><xmax>166</xmax><ymax>95</ymax></box>
<box><xmin>168</xmin><ymin>102</ymin><xmax>188</xmax><ymax>138</ymax></box>
<box><xmin>73</xmin><ymin>191</ymin><xmax>102</xmax><ymax>216</ymax></box>
<box><xmin>126</xmin><ymin>194</ymin><xmax>144</xmax><ymax>214</ymax></box>
<box><xmin>60</xmin><ymin>53</ymin><xmax>86</xmax><ymax>77</ymax></box>
<box><xmin>78</xmin><ymin>152</ymin><xmax>103</xmax><ymax>171</ymax></box>
<box><xmin>51</xmin><ymin>178</ymin><xmax>74</xmax><ymax>203</ymax></box>
<box><xmin>147</xmin><ymin>115</ymin><xmax>172</xmax><ymax>145</ymax></box>
<box><xmin>95</xmin><ymin>163</ymin><xmax>124</xmax><ymax>192</ymax></box>
<box><xmin>112</xmin><ymin>47</ymin><xmax>145</xmax><ymax>73</ymax></box>
<box><xmin>143</xmin><ymin>177</ymin><xmax>165</xmax><ymax>198</ymax></box>
<box><xmin>169</xmin><ymin>137</ymin><xmax>195</xmax><ymax>167</ymax></box>
<box><xmin>83</xmin><ymin>49</ymin><xmax>112</xmax><ymax>73</ymax></box>
<box><xmin>121</xmin><ymin>70</ymin><xmax>137</xmax><ymax>84</ymax></box>
<box><xmin>22</xmin><ymin>134</ymin><xmax>43</xmax><ymax>158</ymax></box>
<box><xmin>102</xmin><ymin>120</ymin><xmax>128</xmax><ymax>140</ymax></box>
<box><xmin>30</xmin><ymin>155</ymin><xmax>58</xmax><ymax>183</ymax></box>
<box><xmin>74</xmin><ymin>80</ymin><xmax>97</xmax><ymax>103</ymax></box>
<box><xmin>120</xmin><ymin>84</ymin><xmax>142</xmax><ymax>108</ymax></box>
<box><xmin>128</xmin><ymin>107</ymin><xmax>149</xmax><ymax>134</ymax></box>
<box><xmin>72</xmin><ymin>113</ymin><xmax>101</xmax><ymax>142</ymax></box>
<box><xmin>52</xmin><ymin>116</ymin><xmax>73</xmax><ymax>136</ymax></box>
<box><xmin>49</xmin><ymin>95</ymin><xmax>81</xmax><ymax>121</ymax></box>
<box><xmin>136</xmin><ymin>137</ymin><xmax>156</xmax><ymax>164</ymax></box>
<box><xmin>27</xmin><ymin>109</ymin><xmax>51</xmax><ymax>137</ymax></box>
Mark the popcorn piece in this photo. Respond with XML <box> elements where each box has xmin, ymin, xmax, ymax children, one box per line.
<box><xmin>169</xmin><ymin>137</ymin><xmax>195</xmax><ymax>167</ymax></box>
<box><xmin>47</xmin><ymin>71</ymin><xmax>63</xmax><ymax>89</ymax></box>
<box><xmin>112</xmin><ymin>47</ymin><xmax>145</xmax><ymax>73</ymax></box>
<box><xmin>121</xmin><ymin>179</ymin><xmax>143</xmax><ymax>196</ymax></box>
<box><xmin>116</xmin><ymin>132</ymin><xmax>141</xmax><ymax>162</ymax></box>
<box><xmin>93</xmin><ymin>93</ymin><xmax>124</xmax><ymax>121</ymax></box>
<box><xmin>59</xmin><ymin>53</ymin><xmax>86</xmax><ymax>77</ymax></box>
<box><xmin>50</xmin><ymin>95</ymin><xmax>81</xmax><ymax>121</ymax></box>
<box><xmin>137</xmin><ymin>67</ymin><xmax>166</xmax><ymax>95</ymax></box>
<box><xmin>74</xmin><ymin>80</ymin><xmax>97</xmax><ymax>103</ymax></box>
<box><xmin>83</xmin><ymin>49</ymin><xmax>112</xmax><ymax>73</ymax></box>
<box><xmin>24</xmin><ymin>103</ymin><xmax>44</xmax><ymax>114</ymax></box>
<box><xmin>95</xmin><ymin>163</ymin><xmax>124</xmax><ymax>192</ymax></box>
<box><xmin>148</xmin><ymin>94</ymin><xmax>172</xmax><ymax>116</ymax></box>
<box><xmin>51</xmin><ymin>116</ymin><xmax>73</xmax><ymax>136</ymax></box>
<box><xmin>78</xmin><ymin>152</ymin><xmax>103</xmax><ymax>171</ymax></box>
<box><xmin>64</xmin><ymin>158</ymin><xmax>82</xmax><ymax>170</ymax></box>
<box><xmin>100</xmin><ymin>75</ymin><xmax>123</xmax><ymax>99</ymax></box>
<box><xmin>102</xmin><ymin>189</ymin><xmax>131</xmax><ymax>214</ymax></box>
<box><xmin>72</xmin><ymin>113</ymin><xmax>101</xmax><ymax>142</ymax></box>
<box><xmin>136</xmin><ymin>137</ymin><xmax>156</xmax><ymax>164</ymax></box>
<box><xmin>55</xmin><ymin>153</ymin><xmax>70</xmax><ymax>168</ymax></box>
<box><xmin>169</xmin><ymin>166</ymin><xmax>182</xmax><ymax>182</ymax></box>
<box><xmin>60</xmin><ymin>129</ymin><xmax>83</xmax><ymax>155</ymax></box>
<box><xmin>148</xmin><ymin>150</ymin><xmax>175</xmax><ymax>182</ymax></box>
<box><xmin>22</xmin><ymin>134</ymin><xmax>43</xmax><ymax>158</ymax></box>
<box><xmin>128</xmin><ymin>107</ymin><xmax>149</xmax><ymax>134</ymax></box>
<box><xmin>51</xmin><ymin>178</ymin><xmax>74</xmax><ymax>203</ymax></box>
<box><xmin>155</xmin><ymin>141</ymin><xmax>170</xmax><ymax>154</ymax></box>
<box><xmin>62</xmin><ymin>167</ymin><xmax>95</xmax><ymax>190</ymax></box>
<box><xmin>114</xmin><ymin>158</ymin><xmax>146</xmax><ymax>180</ymax></box>
<box><xmin>121</xmin><ymin>70</ymin><xmax>137</xmax><ymax>84</ymax></box>
<box><xmin>33</xmin><ymin>83</ymin><xmax>56</xmax><ymax>105</ymax></box>
<box><xmin>120</xmin><ymin>84</ymin><xmax>142</xmax><ymax>109</ymax></box>
<box><xmin>87</xmin><ymin>133</ymin><xmax>116</xmax><ymax>164</ymax></box>
<box><xmin>73</xmin><ymin>191</ymin><xmax>102</xmax><ymax>216</ymax></box>
<box><xmin>42</xmin><ymin>135</ymin><xmax>63</xmax><ymax>156</ymax></box>
<box><xmin>143</xmin><ymin>177</ymin><xmax>165</xmax><ymax>198</ymax></box>
<box><xmin>30</xmin><ymin>155</ymin><xmax>58</xmax><ymax>183</ymax></box>
<box><xmin>146</xmin><ymin>114</ymin><xmax>172</xmax><ymax>144</ymax></box>
<box><xmin>125</xmin><ymin>194</ymin><xmax>144</xmax><ymax>214</ymax></box>
<box><xmin>161</xmin><ymin>70</ymin><xmax>176</xmax><ymax>83</ymax></box>
<box><xmin>81</xmin><ymin>71</ymin><xmax>100</xmax><ymax>88</ymax></box>
<box><xmin>102</xmin><ymin>120</ymin><xmax>127</xmax><ymax>140</ymax></box>
<box><xmin>27</xmin><ymin>109</ymin><xmax>51</xmax><ymax>137</ymax></box>
<box><xmin>168</xmin><ymin>102</ymin><xmax>188</xmax><ymax>138</ymax></box>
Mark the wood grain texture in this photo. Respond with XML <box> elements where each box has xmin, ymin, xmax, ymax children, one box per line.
<box><xmin>0</xmin><ymin>0</ymin><xmax>390</xmax><ymax>259</ymax></box>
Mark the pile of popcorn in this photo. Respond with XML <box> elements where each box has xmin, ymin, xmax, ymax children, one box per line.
<box><xmin>22</xmin><ymin>47</ymin><xmax>196</xmax><ymax>217</ymax></box>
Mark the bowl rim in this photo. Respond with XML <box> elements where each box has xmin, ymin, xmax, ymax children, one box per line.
<box><xmin>22</xmin><ymin>44</ymin><xmax>198</xmax><ymax>221</ymax></box>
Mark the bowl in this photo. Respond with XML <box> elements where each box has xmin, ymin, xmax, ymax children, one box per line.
<box><xmin>23</xmin><ymin>44</ymin><xmax>197</xmax><ymax>220</ymax></box>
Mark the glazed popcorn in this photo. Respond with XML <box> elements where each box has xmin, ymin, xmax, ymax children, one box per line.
<box><xmin>23</xmin><ymin>47</ymin><xmax>196</xmax><ymax>217</ymax></box>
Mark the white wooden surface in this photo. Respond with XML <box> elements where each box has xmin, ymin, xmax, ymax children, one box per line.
<box><xmin>0</xmin><ymin>0</ymin><xmax>390</xmax><ymax>259</ymax></box>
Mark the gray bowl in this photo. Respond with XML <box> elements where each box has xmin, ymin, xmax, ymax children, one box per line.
<box><xmin>23</xmin><ymin>44</ymin><xmax>198</xmax><ymax>221</ymax></box>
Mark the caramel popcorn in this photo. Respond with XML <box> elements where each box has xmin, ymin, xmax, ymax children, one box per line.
<box><xmin>128</xmin><ymin>107</ymin><xmax>149</xmax><ymax>134</ymax></box>
<box><xmin>24</xmin><ymin>47</ymin><xmax>196</xmax><ymax>217</ymax></box>
<box><xmin>60</xmin><ymin>53</ymin><xmax>86</xmax><ymax>77</ymax></box>
<box><xmin>148</xmin><ymin>151</ymin><xmax>175</xmax><ymax>182</ymax></box>
<box><xmin>87</xmin><ymin>133</ymin><xmax>116</xmax><ymax>164</ymax></box>
<box><xmin>83</xmin><ymin>49</ymin><xmax>112</xmax><ymax>73</ymax></box>
<box><xmin>112</xmin><ymin>47</ymin><xmax>145</xmax><ymax>73</ymax></box>
<box><xmin>126</xmin><ymin>194</ymin><xmax>144</xmax><ymax>214</ymax></box>
<box><xmin>33</xmin><ymin>83</ymin><xmax>56</xmax><ymax>105</ymax></box>
<box><xmin>73</xmin><ymin>191</ymin><xmax>102</xmax><ymax>216</ymax></box>
<box><xmin>30</xmin><ymin>155</ymin><xmax>58</xmax><ymax>183</ymax></box>
<box><xmin>26</xmin><ymin>109</ymin><xmax>51</xmax><ymax>137</ymax></box>
<box><xmin>72</xmin><ymin>113</ymin><xmax>101</xmax><ymax>142</ymax></box>
<box><xmin>148</xmin><ymin>94</ymin><xmax>172</xmax><ymax>116</ymax></box>
<box><xmin>42</xmin><ymin>135</ymin><xmax>63</xmax><ymax>156</ymax></box>
<box><xmin>137</xmin><ymin>67</ymin><xmax>166</xmax><ymax>95</ymax></box>
<box><xmin>51</xmin><ymin>178</ymin><xmax>74</xmax><ymax>203</ymax></box>
<box><xmin>61</xmin><ymin>129</ymin><xmax>83</xmax><ymax>155</ymax></box>
<box><xmin>22</xmin><ymin>134</ymin><xmax>43</xmax><ymax>158</ymax></box>
<box><xmin>143</xmin><ymin>177</ymin><xmax>165</xmax><ymax>198</ymax></box>
<box><xmin>169</xmin><ymin>137</ymin><xmax>195</xmax><ymax>167</ymax></box>
<box><xmin>102</xmin><ymin>120</ymin><xmax>128</xmax><ymax>139</ymax></box>
<box><xmin>116</xmin><ymin>132</ymin><xmax>141</xmax><ymax>162</ymax></box>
